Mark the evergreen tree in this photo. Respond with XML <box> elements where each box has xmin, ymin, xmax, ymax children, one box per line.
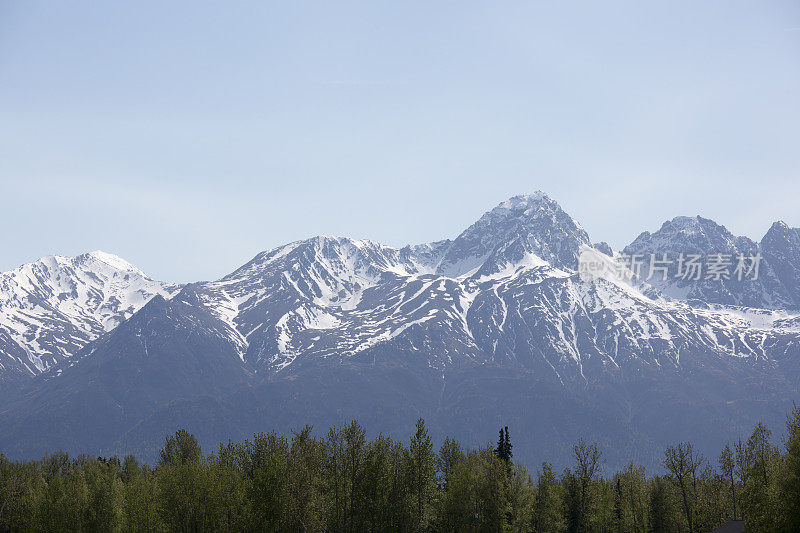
<box><xmin>497</xmin><ymin>428</ymin><xmax>506</xmax><ymax>461</ymax></box>
<box><xmin>495</xmin><ymin>426</ymin><xmax>513</xmax><ymax>463</ymax></box>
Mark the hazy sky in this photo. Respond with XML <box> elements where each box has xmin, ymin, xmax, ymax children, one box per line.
<box><xmin>1</xmin><ymin>1</ymin><xmax>798</xmax><ymax>282</ymax></box>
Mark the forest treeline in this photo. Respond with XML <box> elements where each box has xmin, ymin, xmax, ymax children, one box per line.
<box><xmin>1</xmin><ymin>405</ymin><xmax>799</xmax><ymax>532</ymax></box>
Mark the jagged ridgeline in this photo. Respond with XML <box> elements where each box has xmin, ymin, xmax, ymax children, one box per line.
<box><xmin>0</xmin><ymin>193</ymin><xmax>799</xmax><ymax>470</ymax></box>
<box><xmin>1</xmin><ymin>408</ymin><xmax>799</xmax><ymax>532</ymax></box>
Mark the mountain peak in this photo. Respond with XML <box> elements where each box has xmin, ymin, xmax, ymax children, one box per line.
<box><xmin>4</xmin><ymin>250</ymin><xmax>146</xmax><ymax>278</ymax></box>
<box><xmin>760</xmin><ymin>221</ymin><xmax>800</xmax><ymax>309</ymax></box>
<box><xmin>0</xmin><ymin>250</ymin><xmax>176</xmax><ymax>376</ymax></box>
<box><xmin>489</xmin><ymin>192</ymin><xmax>571</xmax><ymax>222</ymax></box>
<box><xmin>763</xmin><ymin>220</ymin><xmax>795</xmax><ymax>241</ymax></box>
<box><xmin>435</xmin><ymin>193</ymin><xmax>590</xmax><ymax>275</ymax></box>
<box><xmin>627</xmin><ymin>215</ymin><xmax>749</xmax><ymax>255</ymax></box>
<box><xmin>761</xmin><ymin>221</ymin><xmax>799</xmax><ymax>251</ymax></box>
<box><xmin>659</xmin><ymin>215</ymin><xmax>719</xmax><ymax>234</ymax></box>
<box><xmin>83</xmin><ymin>250</ymin><xmax>145</xmax><ymax>275</ymax></box>
<box><xmin>495</xmin><ymin>191</ymin><xmax>552</xmax><ymax>208</ymax></box>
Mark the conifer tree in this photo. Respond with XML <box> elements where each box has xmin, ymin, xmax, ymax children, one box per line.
<box><xmin>497</xmin><ymin>428</ymin><xmax>506</xmax><ymax>461</ymax></box>
<box><xmin>495</xmin><ymin>426</ymin><xmax>513</xmax><ymax>462</ymax></box>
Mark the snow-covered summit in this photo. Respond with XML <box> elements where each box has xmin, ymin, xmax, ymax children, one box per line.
<box><xmin>0</xmin><ymin>251</ymin><xmax>178</xmax><ymax>377</ymax></box>
<box><xmin>435</xmin><ymin>192</ymin><xmax>591</xmax><ymax>276</ymax></box>
<box><xmin>82</xmin><ymin>250</ymin><xmax>146</xmax><ymax>275</ymax></box>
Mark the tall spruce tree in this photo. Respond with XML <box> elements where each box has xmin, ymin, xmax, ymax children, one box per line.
<box><xmin>497</xmin><ymin>428</ymin><xmax>506</xmax><ymax>461</ymax></box>
<box><xmin>495</xmin><ymin>427</ymin><xmax>513</xmax><ymax>462</ymax></box>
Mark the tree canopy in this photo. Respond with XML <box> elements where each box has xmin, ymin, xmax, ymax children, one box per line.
<box><xmin>1</xmin><ymin>408</ymin><xmax>799</xmax><ymax>532</ymax></box>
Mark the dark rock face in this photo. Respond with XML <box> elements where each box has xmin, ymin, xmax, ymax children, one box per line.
<box><xmin>1</xmin><ymin>194</ymin><xmax>798</xmax><ymax>470</ymax></box>
<box><xmin>760</xmin><ymin>221</ymin><xmax>800</xmax><ymax>309</ymax></box>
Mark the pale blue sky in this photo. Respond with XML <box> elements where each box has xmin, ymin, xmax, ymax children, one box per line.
<box><xmin>1</xmin><ymin>1</ymin><xmax>798</xmax><ymax>282</ymax></box>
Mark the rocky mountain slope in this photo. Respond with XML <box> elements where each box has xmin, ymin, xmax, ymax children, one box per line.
<box><xmin>624</xmin><ymin>216</ymin><xmax>800</xmax><ymax>309</ymax></box>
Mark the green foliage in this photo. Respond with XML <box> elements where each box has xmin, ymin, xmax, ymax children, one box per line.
<box><xmin>612</xmin><ymin>462</ymin><xmax>648</xmax><ymax>533</ymax></box>
<box><xmin>663</xmin><ymin>442</ymin><xmax>703</xmax><ymax>533</ymax></box>
<box><xmin>408</xmin><ymin>418</ymin><xmax>436</xmax><ymax>532</ymax></box>
<box><xmin>719</xmin><ymin>443</ymin><xmax>737</xmax><ymax>520</ymax></box>
<box><xmin>776</xmin><ymin>403</ymin><xmax>800</xmax><ymax>532</ymax></box>
<box><xmin>158</xmin><ymin>429</ymin><xmax>201</xmax><ymax>467</ymax></box>
<box><xmin>564</xmin><ymin>438</ymin><xmax>602</xmax><ymax>532</ymax></box>
<box><xmin>533</xmin><ymin>462</ymin><xmax>565</xmax><ymax>533</ymax></box>
<box><xmin>436</xmin><ymin>436</ymin><xmax>463</xmax><ymax>492</ymax></box>
<box><xmin>1</xmin><ymin>413</ymin><xmax>800</xmax><ymax>532</ymax></box>
<box><xmin>647</xmin><ymin>475</ymin><xmax>679</xmax><ymax>532</ymax></box>
<box><xmin>740</xmin><ymin>422</ymin><xmax>780</xmax><ymax>532</ymax></box>
<box><xmin>439</xmin><ymin>445</ymin><xmax>509</xmax><ymax>531</ymax></box>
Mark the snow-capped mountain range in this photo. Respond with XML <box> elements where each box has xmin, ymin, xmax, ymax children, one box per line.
<box><xmin>1</xmin><ymin>192</ymin><xmax>798</xmax><ymax>469</ymax></box>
